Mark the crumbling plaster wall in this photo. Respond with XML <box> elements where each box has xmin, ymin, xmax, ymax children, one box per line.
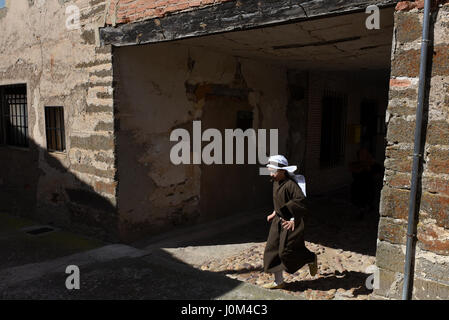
<box><xmin>113</xmin><ymin>42</ymin><xmax>291</xmax><ymax>242</ymax></box>
<box><xmin>0</xmin><ymin>0</ymin><xmax>118</xmax><ymax>240</ymax></box>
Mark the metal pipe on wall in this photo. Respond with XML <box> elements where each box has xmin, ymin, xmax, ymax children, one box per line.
<box><xmin>402</xmin><ymin>0</ymin><xmax>432</xmax><ymax>300</ymax></box>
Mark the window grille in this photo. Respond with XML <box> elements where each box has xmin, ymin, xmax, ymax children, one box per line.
<box><xmin>0</xmin><ymin>84</ymin><xmax>28</xmax><ymax>148</ymax></box>
<box><xmin>45</xmin><ymin>106</ymin><xmax>66</xmax><ymax>152</ymax></box>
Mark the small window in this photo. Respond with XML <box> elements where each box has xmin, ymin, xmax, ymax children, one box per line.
<box><xmin>0</xmin><ymin>0</ymin><xmax>6</xmax><ymax>9</ymax></box>
<box><xmin>320</xmin><ymin>91</ymin><xmax>347</xmax><ymax>168</ymax></box>
<box><xmin>236</xmin><ymin>110</ymin><xmax>253</xmax><ymax>131</ymax></box>
<box><xmin>0</xmin><ymin>84</ymin><xmax>29</xmax><ymax>148</ymax></box>
<box><xmin>45</xmin><ymin>106</ymin><xmax>66</xmax><ymax>152</ymax></box>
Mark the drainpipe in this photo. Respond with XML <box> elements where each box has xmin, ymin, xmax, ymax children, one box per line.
<box><xmin>402</xmin><ymin>0</ymin><xmax>432</xmax><ymax>300</ymax></box>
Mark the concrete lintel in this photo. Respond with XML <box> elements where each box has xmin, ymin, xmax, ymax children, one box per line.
<box><xmin>100</xmin><ymin>0</ymin><xmax>399</xmax><ymax>47</ymax></box>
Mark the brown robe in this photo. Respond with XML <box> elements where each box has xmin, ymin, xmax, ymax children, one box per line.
<box><xmin>263</xmin><ymin>177</ymin><xmax>315</xmax><ymax>274</ymax></box>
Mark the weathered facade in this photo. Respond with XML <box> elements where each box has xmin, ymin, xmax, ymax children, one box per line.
<box><xmin>0</xmin><ymin>0</ymin><xmax>117</xmax><ymax>240</ymax></box>
<box><xmin>1</xmin><ymin>0</ymin><xmax>448</xmax><ymax>299</ymax></box>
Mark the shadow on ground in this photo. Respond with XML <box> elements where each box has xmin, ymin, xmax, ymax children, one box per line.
<box><xmin>1</xmin><ymin>247</ymin><xmax>295</xmax><ymax>300</ymax></box>
<box><xmin>283</xmin><ymin>270</ymin><xmax>372</xmax><ymax>297</ymax></box>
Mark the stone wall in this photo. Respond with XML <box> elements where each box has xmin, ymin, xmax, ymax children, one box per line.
<box><xmin>374</xmin><ymin>0</ymin><xmax>449</xmax><ymax>299</ymax></box>
<box><xmin>0</xmin><ymin>0</ymin><xmax>118</xmax><ymax>240</ymax></box>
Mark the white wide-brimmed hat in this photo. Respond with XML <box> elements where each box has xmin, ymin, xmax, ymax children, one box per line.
<box><xmin>266</xmin><ymin>155</ymin><xmax>297</xmax><ymax>173</ymax></box>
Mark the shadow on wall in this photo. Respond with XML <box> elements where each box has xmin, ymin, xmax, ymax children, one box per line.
<box><xmin>0</xmin><ymin>123</ymin><xmax>273</xmax><ymax>245</ymax></box>
<box><xmin>0</xmin><ymin>134</ymin><xmax>119</xmax><ymax>242</ymax></box>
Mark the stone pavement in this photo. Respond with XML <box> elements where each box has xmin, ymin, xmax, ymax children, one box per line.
<box><xmin>0</xmin><ymin>190</ymin><xmax>380</xmax><ymax>300</ymax></box>
<box><xmin>140</xmin><ymin>191</ymin><xmax>380</xmax><ymax>300</ymax></box>
<box><xmin>0</xmin><ymin>212</ymin><xmax>296</xmax><ymax>300</ymax></box>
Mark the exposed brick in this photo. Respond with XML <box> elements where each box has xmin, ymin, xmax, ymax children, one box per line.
<box><xmin>396</xmin><ymin>12</ymin><xmax>422</xmax><ymax>43</ymax></box>
<box><xmin>94</xmin><ymin>121</ymin><xmax>114</xmax><ymax>132</ymax></box>
<box><xmin>421</xmin><ymin>192</ymin><xmax>449</xmax><ymax>229</ymax></box>
<box><xmin>95</xmin><ymin>45</ymin><xmax>112</xmax><ymax>54</ymax></box>
<box><xmin>80</xmin><ymin>29</ymin><xmax>96</xmax><ymax>45</ymax></box>
<box><xmin>389</xmin><ymin>88</ymin><xmax>417</xmax><ymax>101</ymax></box>
<box><xmin>391</xmin><ymin>46</ymin><xmax>449</xmax><ymax>78</ymax></box>
<box><xmin>426</xmin><ymin>120</ymin><xmax>449</xmax><ymax>145</ymax></box>
<box><xmin>427</xmin><ymin>146</ymin><xmax>449</xmax><ymax>174</ymax></box>
<box><xmin>94</xmin><ymin>181</ymin><xmax>117</xmax><ymax>195</ymax></box>
<box><xmin>433</xmin><ymin>45</ymin><xmax>449</xmax><ymax>76</ymax></box>
<box><xmin>412</xmin><ymin>277</ymin><xmax>449</xmax><ymax>299</ymax></box>
<box><xmin>395</xmin><ymin>0</ymin><xmax>449</xmax><ymax>11</ymax></box>
<box><xmin>380</xmin><ymin>186</ymin><xmax>410</xmax><ymax>220</ymax></box>
<box><xmin>396</xmin><ymin>1</ymin><xmax>416</xmax><ymax>11</ymax></box>
<box><xmin>96</xmin><ymin>91</ymin><xmax>113</xmax><ymax>99</ymax></box>
<box><xmin>89</xmin><ymin>0</ymin><xmax>106</xmax><ymax>6</ymax></box>
<box><xmin>376</xmin><ymin>241</ymin><xmax>406</xmax><ymax>273</ymax></box>
<box><xmin>75</xmin><ymin>59</ymin><xmax>112</xmax><ymax>69</ymax></box>
<box><xmin>385</xmin><ymin>171</ymin><xmax>411</xmax><ymax>189</ymax></box>
<box><xmin>86</xmin><ymin>104</ymin><xmax>113</xmax><ymax>113</ymax></box>
<box><xmin>385</xmin><ymin>145</ymin><xmax>414</xmax><ymax>172</ymax></box>
<box><xmin>390</xmin><ymin>78</ymin><xmax>412</xmax><ymax>88</ymax></box>
<box><xmin>70</xmin><ymin>135</ymin><xmax>114</xmax><ymax>151</ymax></box>
<box><xmin>94</xmin><ymin>153</ymin><xmax>115</xmax><ymax>165</ymax></box>
<box><xmin>374</xmin><ymin>267</ymin><xmax>403</xmax><ymax>300</ymax></box>
<box><xmin>391</xmin><ymin>49</ymin><xmax>420</xmax><ymax>78</ymax></box>
<box><xmin>388</xmin><ymin>99</ymin><xmax>417</xmax><ymax>117</ymax></box>
<box><xmin>107</xmin><ymin>0</ymin><xmax>233</xmax><ymax>24</ymax></box>
<box><xmin>415</xmin><ymin>0</ymin><xmax>425</xmax><ymax>9</ymax></box>
<box><xmin>384</xmin><ymin>156</ymin><xmax>414</xmax><ymax>172</ymax></box>
<box><xmin>80</xmin><ymin>4</ymin><xmax>106</xmax><ymax>21</ymax></box>
<box><xmin>422</xmin><ymin>175</ymin><xmax>449</xmax><ymax>197</ymax></box>
<box><xmin>376</xmin><ymin>266</ymin><xmax>449</xmax><ymax>300</ymax></box>
<box><xmin>417</xmin><ymin>222</ymin><xmax>449</xmax><ymax>255</ymax></box>
<box><xmin>378</xmin><ymin>217</ymin><xmax>408</xmax><ymax>245</ymax></box>
<box><xmin>90</xmin><ymin>68</ymin><xmax>113</xmax><ymax>78</ymax></box>
<box><xmin>379</xmin><ymin>1</ymin><xmax>449</xmax><ymax>300</ymax></box>
<box><xmin>386</xmin><ymin>118</ymin><xmax>416</xmax><ymax>143</ymax></box>
<box><xmin>70</xmin><ymin>163</ymin><xmax>116</xmax><ymax>179</ymax></box>
<box><xmin>416</xmin><ymin>253</ymin><xmax>449</xmax><ymax>283</ymax></box>
<box><xmin>89</xmin><ymin>81</ymin><xmax>113</xmax><ymax>88</ymax></box>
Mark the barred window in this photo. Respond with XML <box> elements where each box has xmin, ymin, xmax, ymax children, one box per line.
<box><xmin>45</xmin><ymin>106</ymin><xmax>66</xmax><ymax>152</ymax></box>
<box><xmin>320</xmin><ymin>90</ymin><xmax>348</xmax><ymax>168</ymax></box>
<box><xmin>0</xmin><ymin>84</ymin><xmax>29</xmax><ymax>148</ymax></box>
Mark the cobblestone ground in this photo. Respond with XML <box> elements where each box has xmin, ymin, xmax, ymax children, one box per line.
<box><xmin>197</xmin><ymin>192</ymin><xmax>380</xmax><ymax>300</ymax></box>
<box><xmin>198</xmin><ymin>242</ymin><xmax>375</xmax><ymax>300</ymax></box>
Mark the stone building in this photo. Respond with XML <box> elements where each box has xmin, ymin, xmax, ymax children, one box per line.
<box><xmin>0</xmin><ymin>0</ymin><xmax>448</xmax><ymax>299</ymax></box>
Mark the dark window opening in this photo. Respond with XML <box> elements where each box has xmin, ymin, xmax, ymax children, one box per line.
<box><xmin>320</xmin><ymin>91</ymin><xmax>348</xmax><ymax>168</ymax></box>
<box><xmin>0</xmin><ymin>84</ymin><xmax>28</xmax><ymax>148</ymax></box>
<box><xmin>236</xmin><ymin>110</ymin><xmax>253</xmax><ymax>131</ymax></box>
<box><xmin>45</xmin><ymin>106</ymin><xmax>66</xmax><ymax>152</ymax></box>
